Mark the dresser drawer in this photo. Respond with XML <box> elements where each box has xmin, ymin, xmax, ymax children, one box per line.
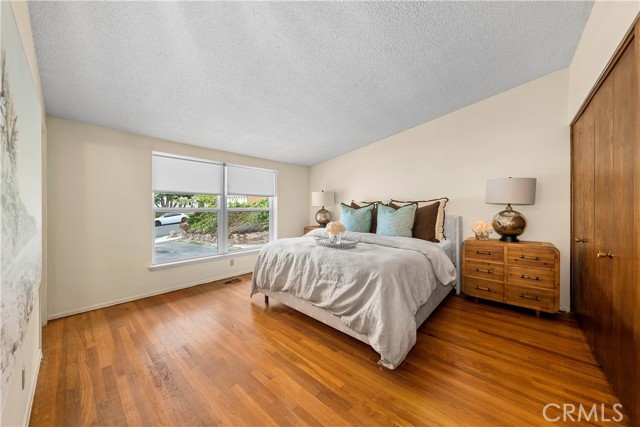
<box><xmin>506</xmin><ymin>284</ymin><xmax>555</xmax><ymax>312</ymax></box>
<box><xmin>506</xmin><ymin>247</ymin><xmax>556</xmax><ymax>269</ymax></box>
<box><xmin>464</xmin><ymin>243</ymin><xmax>504</xmax><ymax>263</ymax></box>
<box><xmin>463</xmin><ymin>277</ymin><xmax>504</xmax><ymax>302</ymax></box>
<box><xmin>506</xmin><ymin>265</ymin><xmax>556</xmax><ymax>290</ymax></box>
<box><xmin>465</xmin><ymin>259</ymin><xmax>504</xmax><ymax>281</ymax></box>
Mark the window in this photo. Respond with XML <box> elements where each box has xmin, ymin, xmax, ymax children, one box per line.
<box><xmin>152</xmin><ymin>153</ymin><xmax>275</xmax><ymax>266</ymax></box>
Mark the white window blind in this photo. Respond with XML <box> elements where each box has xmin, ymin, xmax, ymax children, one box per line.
<box><xmin>226</xmin><ymin>165</ymin><xmax>276</xmax><ymax>197</ymax></box>
<box><xmin>153</xmin><ymin>154</ymin><xmax>223</xmax><ymax>194</ymax></box>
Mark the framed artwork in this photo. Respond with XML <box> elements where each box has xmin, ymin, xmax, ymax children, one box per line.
<box><xmin>0</xmin><ymin>1</ymin><xmax>43</xmax><ymax>407</ymax></box>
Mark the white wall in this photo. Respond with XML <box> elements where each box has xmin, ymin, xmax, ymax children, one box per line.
<box><xmin>46</xmin><ymin>117</ymin><xmax>309</xmax><ymax>319</ymax></box>
<box><xmin>2</xmin><ymin>2</ymin><xmax>44</xmax><ymax>426</ymax></box>
<box><xmin>310</xmin><ymin>69</ymin><xmax>572</xmax><ymax>310</ymax></box>
<box><xmin>568</xmin><ymin>1</ymin><xmax>639</xmax><ymax>119</ymax></box>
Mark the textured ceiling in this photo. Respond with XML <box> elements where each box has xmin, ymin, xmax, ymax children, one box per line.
<box><xmin>29</xmin><ymin>1</ymin><xmax>593</xmax><ymax>166</ymax></box>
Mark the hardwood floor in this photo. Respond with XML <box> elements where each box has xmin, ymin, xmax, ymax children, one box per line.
<box><xmin>30</xmin><ymin>274</ymin><xmax>628</xmax><ymax>426</ymax></box>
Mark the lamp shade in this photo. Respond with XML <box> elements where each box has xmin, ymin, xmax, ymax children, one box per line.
<box><xmin>485</xmin><ymin>178</ymin><xmax>536</xmax><ymax>205</ymax></box>
<box><xmin>311</xmin><ymin>190</ymin><xmax>335</xmax><ymax>207</ymax></box>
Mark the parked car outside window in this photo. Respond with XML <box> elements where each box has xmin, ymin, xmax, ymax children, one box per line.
<box><xmin>155</xmin><ymin>213</ymin><xmax>189</xmax><ymax>226</ymax></box>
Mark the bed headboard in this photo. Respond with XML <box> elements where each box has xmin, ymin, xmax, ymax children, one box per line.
<box><xmin>443</xmin><ymin>215</ymin><xmax>462</xmax><ymax>294</ymax></box>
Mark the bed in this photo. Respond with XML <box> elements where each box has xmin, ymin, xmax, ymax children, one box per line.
<box><xmin>251</xmin><ymin>215</ymin><xmax>462</xmax><ymax>369</ymax></box>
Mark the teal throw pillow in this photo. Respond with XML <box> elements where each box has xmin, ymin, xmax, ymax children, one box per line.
<box><xmin>376</xmin><ymin>203</ymin><xmax>417</xmax><ymax>238</ymax></box>
<box><xmin>340</xmin><ymin>203</ymin><xmax>373</xmax><ymax>233</ymax></box>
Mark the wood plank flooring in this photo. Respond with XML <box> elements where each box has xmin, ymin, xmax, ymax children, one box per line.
<box><xmin>30</xmin><ymin>274</ymin><xmax>628</xmax><ymax>426</ymax></box>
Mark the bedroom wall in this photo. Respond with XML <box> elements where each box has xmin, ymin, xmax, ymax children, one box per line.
<box><xmin>46</xmin><ymin>117</ymin><xmax>309</xmax><ymax>319</ymax></box>
<box><xmin>310</xmin><ymin>69</ymin><xmax>572</xmax><ymax>311</ymax></box>
<box><xmin>2</xmin><ymin>1</ymin><xmax>45</xmax><ymax>426</ymax></box>
<box><xmin>568</xmin><ymin>1</ymin><xmax>639</xmax><ymax>119</ymax></box>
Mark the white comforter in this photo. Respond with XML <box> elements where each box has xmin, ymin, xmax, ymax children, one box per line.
<box><xmin>251</xmin><ymin>229</ymin><xmax>457</xmax><ymax>369</ymax></box>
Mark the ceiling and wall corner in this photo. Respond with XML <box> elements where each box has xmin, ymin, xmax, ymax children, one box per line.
<box><xmin>568</xmin><ymin>1</ymin><xmax>640</xmax><ymax>119</ymax></box>
<box><xmin>307</xmin><ymin>1</ymin><xmax>639</xmax><ymax>313</ymax></box>
<box><xmin>28</xmin><ymin>1</ymin><xmax>593</xmax><ymax>166</ymax></box>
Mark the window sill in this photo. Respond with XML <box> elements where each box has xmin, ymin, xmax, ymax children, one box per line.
<box><xmin>149</xmin><ymin>248</ymin><xmax>261</xmax><ymax>271</ymax></box>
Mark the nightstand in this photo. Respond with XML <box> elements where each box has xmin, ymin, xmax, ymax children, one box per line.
<box><xmin>303</xmin><ymin>225</ymin><xmax>319</xmax><ymax>235</ymax></box>
<box><xmin>462</xmin><ymin>238</ymin><xmax>560</xmax><ymax>316</ymax></box>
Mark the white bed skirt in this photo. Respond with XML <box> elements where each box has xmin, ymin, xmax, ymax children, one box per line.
<box><xmin>260</xmin><ymin>283</ymin><xmax>453</xmax><ymax>346</ymax></box>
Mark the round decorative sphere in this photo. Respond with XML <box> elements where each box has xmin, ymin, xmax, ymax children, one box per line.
<box><xmin>492</xmin><ymin>208</ymin><xmax>527</xmax><ymax>242</ymax></box>
<box><xmin>315</xmin><ymin>208</ymin><xmax>331</xmax><ymax>227</ymax></box>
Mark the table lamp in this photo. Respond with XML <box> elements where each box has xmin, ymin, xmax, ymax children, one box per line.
<box><xmin>485</xmin><ymin>177</ymin><xmax>536</xmax><ymax>242</ymax></box>
<box><xmin>311</xmin><ymin>190</ymin><xmax>335</xmax><ymax>228</ymax></box>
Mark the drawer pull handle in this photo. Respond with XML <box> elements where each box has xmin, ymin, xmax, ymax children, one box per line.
<box><xmin>475</xmin><ymin>285</ymin><xmax>494</xmax><ymax>293</ymax></box>
<box><xmin>520</xmin><ymin>274</ymin><xmax>541</xmax><ymax>281</ymax></box>
<box><xmin>475</xmin><ymin>268</ymin><xmax>493</xmax><ymax>274</ymax></box>
<box><xmin>476</xmin><ymin>250</ymin><xmax>494</xmax><ymax>256</ymax></box>
<box><xmin>574</xmin><ymin>237</ymin><xmax>586</xmax><ymax>243</ymax></box>
<box><xmin>596</xmin><ymin>251</ymin><xmax>614</xmax><ymax>259</ymax></box>
<box><xmin>519</xmin><ymin>293</ymin><xmax>541</xmax><ymax>301</ymax></box>
<box><xmin>519</xmin><ymin>255</ymin><xmax>541</xmax><ymax>261</ymax></box>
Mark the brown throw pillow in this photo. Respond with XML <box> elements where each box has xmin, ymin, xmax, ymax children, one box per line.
<box><xmin>351</xmin><ymin>201</ymin><xmax>378</xmax><ymax>233</ymax></box>
<box><xmin>413</xmin><ymin>202</ymin><xmax>440</xmax><ymax>242</ymax></box>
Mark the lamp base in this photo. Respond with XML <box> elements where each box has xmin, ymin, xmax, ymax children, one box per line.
<box><xmin>315</xmin><ymin>207</ymin><xmax>331</xmax><ymax>228</ymax></box>
<box><xmin>492</xmin><ymin>204</ymin><xmax>527</xmax><ymax>243</ymax></box>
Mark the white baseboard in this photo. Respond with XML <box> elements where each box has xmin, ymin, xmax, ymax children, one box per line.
<box><xmin>48</xmin><ymin>270</ymin><xmax>253</xmax><ymax>320</ymax></box>
<box><xmin>22</xmin><ymin>349</ymin><xmax>42</xmax><ymax>427</ymax></box>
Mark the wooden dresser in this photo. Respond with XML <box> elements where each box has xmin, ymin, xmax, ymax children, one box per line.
<box><xmin>462</xmin><ymin>238</ymin><xmax>560</xmax><ymax>316</ymax></box>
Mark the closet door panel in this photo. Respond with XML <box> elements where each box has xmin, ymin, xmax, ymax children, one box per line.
<box><xmin>592</xmin><ymin>74</ymin><xmax>614</xmax><ymax>377</ymax></box>
<box><xmin>635</xmin><ymin>21</ymin><xmax>640</xmax><ymax>426</ymax></box>
<box><xmin>611</xmin><ymin>38</ymin><xmax>637</xmax><ymax>418</ymax></box>
<box><xmin>570</xmin><ymin>103</ymin><xmax>595</xmax><ymax>345</ymax></box>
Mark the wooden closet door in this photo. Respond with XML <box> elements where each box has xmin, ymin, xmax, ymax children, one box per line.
<box><xmin>592</xmin><ymin>71</ymin><xmax>614</xmax><ymax>378</ymax></box>
<box><xmin>635</xmin><ymin>21</ymin><xmax>640</xmax><ymax>426</ymax></box>
<box><xmin>570</xmin><ymin>102</ymin><xmax>595</xmax><ymax>345</ymax></box>
<box><xmin>610</xmin><ymin>38</ymin><xmax>637</xmax><ymax>421</ymax></box>
<box><xmin>571</xmin><ymin>21</ymin><xmax>639</xmax><ymax>424</ymax></box>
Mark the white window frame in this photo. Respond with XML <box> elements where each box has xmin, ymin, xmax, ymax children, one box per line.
<box><xmin>151</xmin><ymin>152</ymin><xmax>276</xmax><ymax>269</ymax></box>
